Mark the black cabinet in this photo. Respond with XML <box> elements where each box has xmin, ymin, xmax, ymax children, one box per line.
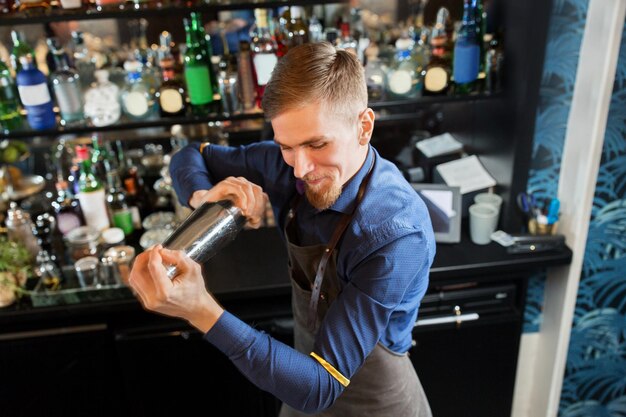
<box><xmin>114</xmin><ymin>323</ymin><xmax>281</xmax><ymax>417</ymax></box>
<box><xmin>0</xmin><ymin>324</ymin><xmax>128</xmax><ymax>417</ymax></box>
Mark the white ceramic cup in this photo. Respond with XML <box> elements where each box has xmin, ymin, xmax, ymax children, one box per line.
<box><xmin>474</xmin><ymin>192</ymin><xmax>503</xmax><ymax>214</ymax></box>
<box><xmin>469</xmin><ymin>203</ymin><xmax>499</xmax><ymax>245</ymax></box>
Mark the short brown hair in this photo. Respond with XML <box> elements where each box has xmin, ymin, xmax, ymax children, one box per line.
<box><xmin>262</xmin><ymin>42</ymin><xmax>367</xmax><ymax>123</ymax></box>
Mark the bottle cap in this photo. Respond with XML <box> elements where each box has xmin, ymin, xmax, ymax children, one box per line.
<box><xmin>102</xmin><ymin>227</ymin><xmax>125</xmax><ymax>245</ymax></box>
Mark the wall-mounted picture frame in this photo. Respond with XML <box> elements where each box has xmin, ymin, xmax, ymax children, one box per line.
<box><xmin>411</xmin><ymin>183</ymin><xmax>462</xmax><ymax>244</ymax></box>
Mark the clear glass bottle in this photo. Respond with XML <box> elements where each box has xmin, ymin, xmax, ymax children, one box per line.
<box><xmin>217</xmin><ymin>53</ymin><xmax>240</xmax><ymax>115</ymax></box>
<box><xmin>363</xmin><ymin>46</ymin><xmax>387</xmax><ymax>102</ymax></box>
<box><xmin>84</xmin><ymin>69</ymin><xmax>121</xmax><ymax>127</ymax></box>
<box><xmin>121</xmin><ymin>60</ymin><xmax>156</xmax><ymax>120</ymax></box>
<box><xmin>156</xmin><ymin>56</ymin><xmax>186</xmax><ymax>117</ymax></box>
<box><xmin>423</xmin><ymin>7</ymin><xmax>452</xmax><ymax>96</ymax></box>
<box><xmin>50</xmin><ymin>47</ymin><xmax>84</xmax><ymax>126</ymax></box>
<box><xmin>71</xmin><ymin>31</ymin><xmax>96</xmax><ymax>91</ymax></box>
<box><xmin>237</xmin><ymin>41</ymin><xmax>257</xmax><ymax>112</ymax></box>
<box><xmin>288</xmin><ymin>6</ymin><xmax>308</xmax><ymax>47</ymax></box>
<box><xmin>386</xmin><ymin>38</ymin><xmax>422</xmax><ymax>99</ymax></box>
<box><xmin>16</xmin><ymin>54</ymin><xmax>56</xmax><ymax>131</ymax></box>
<box><xmin>251</xmin><ymin>8</ymin><xmax>278</xmax><ymax>109</ymax></box>
<box><xmin>52</xmin><ymin>179</ymin><xmax>85</xmax><ymax>237</ymax></box>
<box><xmin>0</xmin><ymin>59</ymin><xmax>23</xmax><ymax>133</ymax></box>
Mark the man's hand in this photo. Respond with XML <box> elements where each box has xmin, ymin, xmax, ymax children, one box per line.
<box><xmin>188</xmin><ymin>177</ymin><xmax>266</xmax><ymax>229</ymax></box>
<box><xmin>128</xmin><ymin>245</ymin><xmax>224</xmax><ymax>333</ymax></box>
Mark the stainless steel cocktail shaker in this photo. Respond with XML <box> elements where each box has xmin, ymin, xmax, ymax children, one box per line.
<box><xmin>162</xmin><ymin>200</ymin><xmax>245</xmax><ymax>278</ymax></box>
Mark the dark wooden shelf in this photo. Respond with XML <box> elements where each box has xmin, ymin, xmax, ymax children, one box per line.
<box><xmin>0</xmin><ymin>0</ymin><xmax>345</xmax><ymax>26</ymax></box>
<box><xmin>1</xmin><ymin>93</ymin><xmax>503</xmax><ymax>140</ymax></box>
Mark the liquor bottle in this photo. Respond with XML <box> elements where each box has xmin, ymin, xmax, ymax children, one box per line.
<box><xmin>423</xmin><ymin>8</ymin><xmax>452</xmax><ymax>96</ymax></box>
<box><xmin>95</xmin><ymin>0</ymin><xmax>124</xmax><ymax>12</ymax></box>
<box><xmin>75</xmin><ymin>145</ymin><xmax>110</xmax><ymax>231</ymax></box>
<box><xmin>217</xmin><ymin>53</ymin><xmax>240</xmax><ymax>115</ymax></box>
<box><xmin>121</xmin><ymin>60</ymin><xmax>156</xmax><ymax>120</ymax></box>
<box><xmin>251</xmin><ymin>9</ymin><xmax>278</xmax><ymax>109</ymax></box>
<box><xmin>72</xmin><ymin>31</ymin><xmax>96</xmax><ymax>91</ymax></box>
<box><xmin>183</xmin><ymin>17</ymin><xmax>215</xmax><ymax>116</ymax></box>
<box><xmin>106</xmin><ymin>169</ymin><xmax>134</xmax><ymax>236</ymax></box>
<box><xmin>363</xmin><ymin>46</ymin><xmax>386</xmax><ymax>102</ymax></box>
<box><xmin>0</xmin><ymin>59</ymin><xmax>23</xmax><ymax>133</ymax></box>
<box><xmin>271</xmin><ymin>15</ymin><xmax>289</xmax><ymax>58</ymax></box>
<box><xmin>484</xmin><ymin>33</ymin><xmax>504</xmax><ymax>94</ymax></box>
<box><xmin>50</xmin><ymin>46</ymin><xmax>84</xmax><ymax>126</ymax></box>
<box><xmin>84</xmin><ymin>69</ymin><xmax>121</xmax><ymax>127</ymax></box>
<box><xmin>58</xmin><ymin>0</ymin><xmax>82</xmax><ymax>9</ymax></box>
<box><xmin>287</xmin><ymin>6</ymin><xmax>309</xmax><ymax>47</ymax></box>
<box><xmin>10</xmin><ymin>30</ymin><xmax>35</xmax><ymax>75</ymax></box>
<box><xmin>156</xmin><ymin>56</ymin><xmax>186</xmax><ymax>117</ymax></box>
<box><xmin>16</xmin><ymin>54</ymin><xmax>56</xmax><ymax>131</ymax></box>
<box><xmin>0</xmin><ymin>0</ymin><xmax>13</xmax><ymax>13</ymax></box>
<box><xmin>453</xmin><ymin>0</ymin><xmax>481</xmax><ymax>92</ymax></box>
<box><xmin>308</xmin><ymin>15</ymin><xmax>324</xmax><ymax>43</ymax></box>
<box><xmin>337</xmin><ymin>22</ymin><xmax>358</xmax><ymax>57</ymax></box>
<box><xmin>237</xmin><ymin>41</ymin><xmax>257</xmax><ymax>112</ymax></box>
<box><xmin>386</xmin><ymin>37</ymin><xmax>422</xmax><ymax>99</ymax></box>
<box><xmin>13</xmin><ymin>0</ymin><xmax>50</xmax><ymax>14</ymax></box>
<box><xmin>52</xmin><ymin>179</ymin><xmax>85</xmax><ymax>237</ymax></box>
<box><xmin>190</xmin><ymin>12</ymin><xmax>218</xmax><ymax>93</ymax></box>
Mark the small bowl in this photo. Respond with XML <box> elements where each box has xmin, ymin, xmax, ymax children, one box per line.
<box><xmin>142</xmin><ymin>211</ymin><xmax>176</xmax><ymax>230</ymax></box>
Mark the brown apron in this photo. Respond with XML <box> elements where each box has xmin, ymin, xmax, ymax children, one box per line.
<box><xmin>279</xmin><ymin>156</ymin><xmax>432</xmax><ymax>417</ymax></box>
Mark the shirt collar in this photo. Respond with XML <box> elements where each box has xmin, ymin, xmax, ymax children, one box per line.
<box><xmin>328</xmin><ymin>145</ymin><xmax>374</xmax><ymax>214</ymax></box>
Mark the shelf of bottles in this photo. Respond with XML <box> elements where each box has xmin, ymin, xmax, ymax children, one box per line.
<box><xmin>0</xmin><ymin>0</ymin><xmax>347</xmax><ymax>25</ymax></box>
<box><xmin>1</xmin><ymin>0</ymin><xmax>504</xmax><ymax>140</ymax></box>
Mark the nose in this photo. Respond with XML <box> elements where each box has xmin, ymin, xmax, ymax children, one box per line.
<box><xmin>293</xmin><ymin>149</ymin><xmax>314</xmax><ymax>179</ymax></box>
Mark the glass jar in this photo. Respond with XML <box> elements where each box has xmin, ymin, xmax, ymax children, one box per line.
<box><xmin>64</xmin><ymin>225</ymin><xmax>100</xmax><ymax>262</ymax></box>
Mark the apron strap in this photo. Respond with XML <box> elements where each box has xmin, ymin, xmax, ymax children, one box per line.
<box><xmin>308</xmin><ymin>152</ymin><xmax>376</xmax><ymax>329</ymax></box>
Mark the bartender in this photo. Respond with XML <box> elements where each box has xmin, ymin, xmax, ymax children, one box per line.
<box><xmin>129</xmin><ymin>42</ymin><xmax>435</xmax><ymax>417</ymax></box>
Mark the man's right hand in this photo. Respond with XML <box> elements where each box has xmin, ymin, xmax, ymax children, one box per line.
<box><xmin>189</xmin><ymin>176</ymin><xmax>266</xmax><ymax>229</ymax></box>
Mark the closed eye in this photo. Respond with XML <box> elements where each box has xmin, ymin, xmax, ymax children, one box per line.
<box><xmin>309</xmin><ymin>142</ymin><xmax>327</xmax><ymax>150</ymax></box>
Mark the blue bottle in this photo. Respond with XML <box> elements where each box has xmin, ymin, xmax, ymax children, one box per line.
<box><xmin>453</xmin><ymin>0</ymin><xmax>480</xmax><ymax>86</ymax></box>
<box><xmin>16</xmin><ymin>54</ymin><xmax>56</xmax><ymax>130</ymax></box>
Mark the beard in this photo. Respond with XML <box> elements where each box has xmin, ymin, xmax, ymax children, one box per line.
<box><xmin>304</xmin><ymin>176</ymin><xmax>342</xmax><ymax>210</ymax></box>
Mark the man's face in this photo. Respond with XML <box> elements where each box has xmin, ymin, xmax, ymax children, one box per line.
<box><xmin>272</xmin><ymin>102</ymin><xmax>372</xmax><ymax>210</ymax></box>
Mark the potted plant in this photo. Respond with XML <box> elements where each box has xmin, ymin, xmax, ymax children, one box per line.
<box><xmin>0</xmin><ymin>236</ymin><xmax>32</xmax><ymax>307</ymax></box>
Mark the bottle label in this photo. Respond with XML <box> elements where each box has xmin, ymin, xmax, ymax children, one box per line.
<box><xmin>18</xmin><ymin>83</ymin><xmax>52</xmax><ymax>107</ymax></box>
<box><xmin>59</xmin><ymin>0</ymin><xmax>82</xmax><ymax>8</ymax></box>
<box><xmin>113</xmin><ymin>210</ymin><xmax>134</xmax><ymax>235</ymax></box>
<box><xmin>453</xmin><ymin>42</ymin><xmax>480</xmax><ymax>84</ymax></box>
<box><xmin>388</xmin><ymin>69</ymin><xmax>413</xmax><ymax>95</ymax></box>
<box><xmin>54</xmin><ymin>81</ymin><xmax>83</xmax><ymax>116</ymax></box>
<box><xmin>253</xmin><ymin>53</ymin><xmax>278</xmax><ymax>86</ymax></box>
<box><xmin>424</xmin><ymin>67</ymin><xmax>449</xmax><ymax>93</ymax></box>
<box><xmin>78</xmin><ymin>188</ymin><xmax>111</xmax><ymax>231</ymax></box>
<box><xmin>57</xmin><ymin>211</ymin><xmax>83</xmax><ymax>236</ymax></box>
<box><xmin>159</xmin><ymin>88</ymin><xmax>184</xmax><ymax>114</ymax></box>
<box><xmin>124</xmin><ymin>91</ymin><xmax>150</xmax><ymax>117</ymax></box>
<box><xmin>185</xmin><ymin>66</ymin><xmax>213</xmax><ymax>105</ymax></box>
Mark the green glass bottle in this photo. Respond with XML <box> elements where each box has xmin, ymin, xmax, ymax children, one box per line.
<box><xmin>183</xmin><ymin>17</ymin><xmax>215</xmax><ymax>116</ymax></box>
<box><xmin>0</xmin><ymin>60</ymin><xmax>22</xmax><ymax>133</ymax></box>
<box><xmin>76</xmin><ymin>145</ymin><xmax>111</xmax><ymax>232</ymax></box>
<box><xmin>10</xmin><ymin>30</ymin><xmax>35</xmax><ymax>74</ymax></box>
<box><xmin>190</xmin><ymin>12</ymin><xmax>218</xmax><ymax>94</ymax></box>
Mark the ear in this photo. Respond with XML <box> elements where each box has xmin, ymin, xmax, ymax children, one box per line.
<box><xmin>358</xmin><ymin>108</ymin><xmax>375</xmax><ymax>146</ymax></box>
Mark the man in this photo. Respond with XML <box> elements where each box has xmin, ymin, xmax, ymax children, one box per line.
<box><xmin>129</xmin><ymin>42</ymin><xmax>435</xmax><ymax>417</ymax></box>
